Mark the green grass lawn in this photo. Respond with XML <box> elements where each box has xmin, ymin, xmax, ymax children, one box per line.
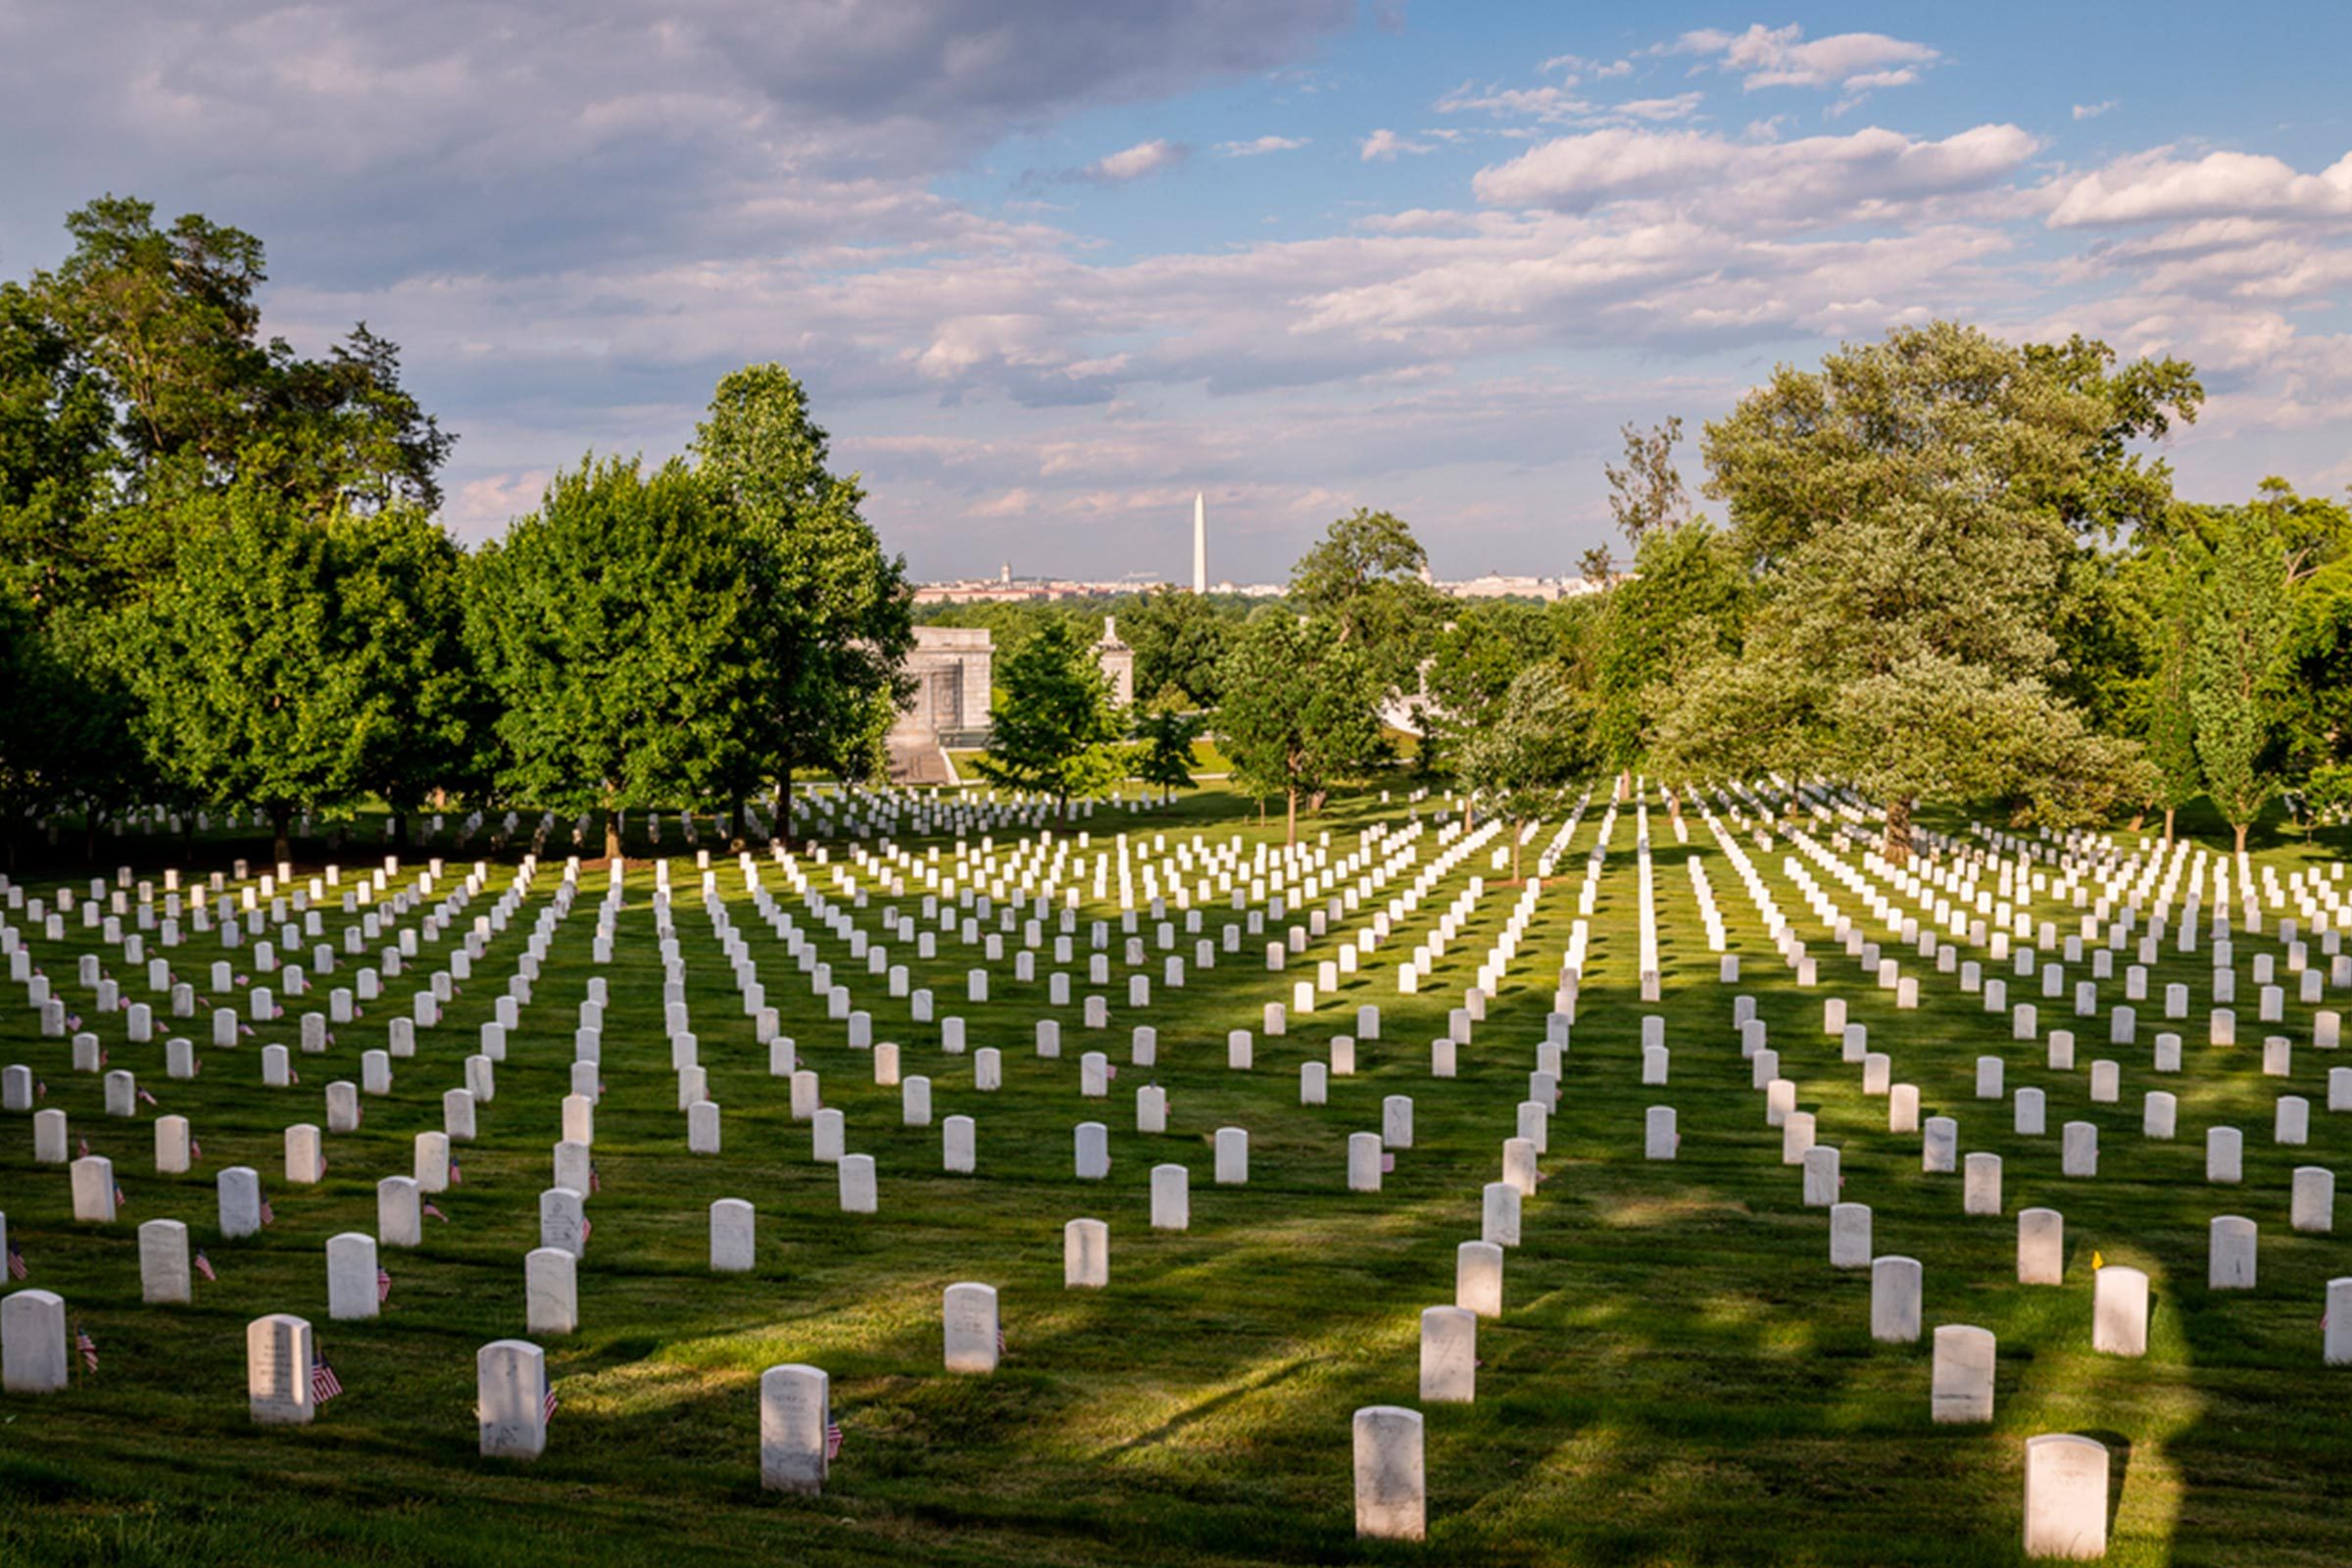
<box><xmin>2</xmin><ymin>786</ymin><xmax>2349</xmax><ymax>1566</ymax></box>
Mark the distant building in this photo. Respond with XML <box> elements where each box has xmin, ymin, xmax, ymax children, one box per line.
<box><xmin>1095</xmin><ymin>616</ymin><xmax>1134</xmax><ymax>707</ymax></box>
<box><xmin>901</xmin><ymin>626</ymin><xmax>993</xmax><ymax>737</ymax></box>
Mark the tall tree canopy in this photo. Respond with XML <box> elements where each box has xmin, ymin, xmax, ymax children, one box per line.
<box><xmin>1590</xmin><ymin>519</ymin><xmax>1745</xmax><ymax>785</ymax></box>
<box><xmin>467</xmin><ymin>455</ymin><xmax>750</xmax><ymax>860</ymax></box>
<box><xmin>692</xmin><ymin>363</ymin><xmax>911</xmax><ymax>842</ymax></box>
<box><xmin>973</xmin><ymin>619</ymin><xmax>1125</xmax><ymax>816</ymax></box>
<box><xmin>1457</xmin><ymin>663</ymin><xmax>1591</xmax><ymax>879</ymax></box>
<box><xmin>123</xmin><ymin>482</ymin><xmax>378</xmax><ymax>863</ymax></box>
<box><xmin>1121</xmin><ymin>587</ymin><xmax>1230</xmax><ymax>709</ymax></box>
<box><xmin>1289</xmin><ymin>508</ymin><xmax>1444</xmax><ymax>691</ymax></box>
<box><xmin>1218</xmin><ymin>611</ymin><xmax>1383</xmax><ymax>844</ymax></box>
<box><xmin>1656</xmin><ymin>321</ymin><xmax>2159</xmax><ymax>857</ymax></box>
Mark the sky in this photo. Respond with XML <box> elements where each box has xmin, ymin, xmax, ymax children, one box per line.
<box><xmin>4</xmin><ymin>1</ymin><xmax>2350</xmax><ymax>584</ymax></box>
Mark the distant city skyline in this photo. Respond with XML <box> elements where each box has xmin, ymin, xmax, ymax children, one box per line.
<box><xmin>8</xmin><ymin>2</ymin><xmax>2349</xmax><ymax>580</ymax></box>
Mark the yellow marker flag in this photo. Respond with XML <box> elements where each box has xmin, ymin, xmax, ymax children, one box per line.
<box><xmin>2092</xmin><ymin>1250</ymin><xmax>2105</xmax><ymax>1270</ymax></box>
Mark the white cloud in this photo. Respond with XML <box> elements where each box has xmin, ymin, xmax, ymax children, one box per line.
<box><xmin>1616</xmin><ymin>93</ymin><xmax>1705</xmax><ymax>122</ymax></box>
<box><xmin>1361</xmin><ymin>126</ymin><xmax>1435</xmax><ymax>160</ymax></box>
<box><xmin>1472</xmin><ymin>122</ymin><xmax>2041</xmax><ymax>222</ymax></box>
<box><xmin>2073</xmin><ymin>99</ymin><xmax>2119</xmax><ymax>121</ymax></box>
<box><xmin>1668</xmin><ymin>23</ymin><xmax>1940</xmax><ymax>94</ymax></box>
<box><xmin>1217</xmin><ymin>134</ymin><xmax>1308</xmax><ymax>156</ymax></box>
<box><xmin>1084</xmin><ymin>138</ymin><xmax>1190</xmax><ymax>181</ymax></box>
<box><xmin>1435</xmin><ymin>80</ymin><xmax>1593</xmax><ymax>122</ymax></box>
<box><xmin>2048</xmin><ymin>146</ymin><xmax>2352</xmax><ymax>226</ymax></box>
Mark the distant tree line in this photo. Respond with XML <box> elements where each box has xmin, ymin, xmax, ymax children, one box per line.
<box><xmin>6</xmin><ymin>199</ymin><xmax>2344</xmax><ymax>868</ymax></box>
<box><xmin>0</xmin><ymin>198</ymin><xmax>910</xmax><ymax>866</ymax></box>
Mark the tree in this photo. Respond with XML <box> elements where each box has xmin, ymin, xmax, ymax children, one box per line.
<box><xmin>1421</xmin><ymin>600</ymin><xmax>1553</xmax><ymax>781</ymax></box>
<box><xmin>1663</xmin><ymin>321</ymin><xmax>2167</xmax><ymax>859</ymax></box>
<box><xmin>2192</xmin><ymin>516</ymin><xmax>2292</xmax><ymax>855</ymax></box>
<box><xmin>123</xmin><ymin>482</ymin><xmax>375</xmax><ymax>863</ymax></box>
<box><xmin>1456</xmin><ymin>664</ymin><xmax>1591</xmax><ymax>879</ymax></box>
<box><xmin>336</xmin><ymin>505</ymin><xmax>489</xmax><ymax>846</ymax></box>
<box><xmin>1130</xmin><ymin>700</ymin><xmax>1202</xmax><ymax>793</ymax></box>
<box><xmin>692</xmin><ymin>364</ymin><xmax>910</xmax><ymax>846</ymax></box>
<box><xmin>1122</xmin><ymin>587</ymin><xmax>1229</xmax><ymax>708</ymax></box>
<box><xmin>1218</xmin><ymin>612</ymin><xmax>1382</xmax><ymax>844</ymax></box>
<box><xmin>31</xmin><ymin>196</ymin><xmax>451</xmax><ymax>555</ymax></box>
<box><xmin>1289</xmin><ymin>508</ymin><xmax>1445</xmax><ymax>692</ymax></box>
<box><xmin>0</xmin><ymin>280</ymin><xmax>115</xmax><ymax>609</ymax></box>
<box><xmin>972</xmin><ymin>619</ymin><xmax>1124</xmax><ymax>817</ymax></box>
<box><xmin>1603</xmin><ymin>417</ymin><xmax>1690</xmax><ymax>551</ymax></box>
<box><xmin>467</xmin><ymin>455</ymin><xmax>750</xmax><ymax>861</ymax></box>
<box><xmin>2133</xmin><ymin>536</ymin><xmax>2205</xmax><ymax>842</ymax></box>
<box><xmin>1590</xmin><ymin>520</ymin><xmax>1744</xmax><ymax>790</ymax></box>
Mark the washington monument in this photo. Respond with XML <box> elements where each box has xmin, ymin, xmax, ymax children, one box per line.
<box><xmin>1192</xmin><ymin>491</ymin><xmax>1205</xmax><ymax>594</ymax></box>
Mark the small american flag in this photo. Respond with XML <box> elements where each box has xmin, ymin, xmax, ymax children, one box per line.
<box><xmin>75</xmin><ymin>1323</ymin><xmax>97</xmax><ymax>1374</ymax></box>
<box><xmin>589</xmin><ymin>1163</ymin><xmax>602</xmax><ymax>1194</ymax></box>
<box><xmin>288</xmin><ymin>1066</ymin><xmax>300</xmax><ymax>1084</ymax></box>
<box><xmin>259</xmin><ymin>1193</ymin><xmax>276</xmax><ymax>1227</ymax></box>
<box><xmin>35</xmin><ymin>1077</ymin><xmax>46</xmax><ymax>1100</ymax></box>
<box><xmin>136</xmin><ymin>1087</ymin><xmax>157</xmax><ymax>1106</ymax></box>
<box><xmin>113</xmin><ymin>1184</ymin><xmax>126</xmax><ymax>1209</ymax></box>
<box><xmin>543</xmin><ymin>1383</ymin><xmax>560</xmax><ymax>1423</ymax></box>
<box><xmin>1381</xmin><ymin>1152</ymin><xmax>1396</xmax><ymax>1174</ymax></box>
<box><xmin>449</xmin><ymin>1159</ymin><xmax>462</xmax><ymax>1186</ymax></box>
<box><xmin>194</xmin><ymin>1250</ymin><xmax>217</xmax><ymax>1283</ymax></box>
<box><xmin>423</xmin><ymin>1200</ymin><xmax>450</xmax><ymax>1223</ymax></box>
<box><xmin>1106</xmin><ymin>1064</ymin><xmax>1118</xmax><ymax>1081</ymax></box>
<box><xmin>7</xmin><ymin>1244</ymin><xmax>25</xmax><ymax>1280</ymax></box>
<box><xmin>580</xmin><ymin>1217</ymin><xmax>594</xmax><ymax>1244</ymax></box>
<box><xmin>190</xmin><ymin>1137</ymin><xmax>204</xmax><ymax>1159</ymax></box>
<box><xmin>99</xmin><ymin>1049</ymin><xmax>109</xmax><ymax>1065</ymax></box>
<box><xmin>996</xmin><ymin>1327</ymin><xmax>1007</xmax><ymax>1354</ymax></box>
<box><xmin>311</xmin><ymin>1355</ymin><xmax>343</xmax><ymax>1405</ymax></box>
<box><xmin>376</xmin><ymin>1266</ymin><xmax>391</xmax><ymax>1304</ymax></box>
<box><xmin>78</xmin><ymin>1136</ymin><xmax>90</xmax><ymax>1158</ymax></box>
<box><xmin>825</xmin><ymin>1421</ymin><xmax>844</xmax><ymax>1460</ymax></box>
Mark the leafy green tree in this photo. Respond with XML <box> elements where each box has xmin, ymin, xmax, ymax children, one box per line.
<box><xmin>2191</xmin><ymin>516</ymin><xmax>2293</xmax><ymax>855</ymax></box>
<box><xmin>2132</xmin><ymin>536</ymin><xmax>2205</xmax><ymax>842</ymax></box>
<box><xmin>337</xmin><ymin>506</ymin><xmax>489</xmax><ymax>845</ymax></box>
<box><xmin>1130</xmin><ymin>700</ymin><xmax>1202</xmax><ymax>793</ymax></box>
<box><xmin>123</xmin><ymin>482</ymin><xmax>376</xmax><ymax>863</ymax></box>
<box><xmin>0</xmin><ymin>281</ymin><xmax>116</xmax><ymax>609</ymax></box>
<box><xmin>1456</xmin><ymin>663</ymin><xmax>1592</xmax><ymax>880</ymax></box>
<box><xmin>973</xmin><ymin>619</ymin><xmax>1124</xmax><ymax>817</ymax></box>
<box><xmin>467</xmin><ymin>455</ymin><xmax>750</xmax><ymax>860</ymax></box>
<box><xmin>692</xmin><ymin>365</ymin><xmax>911</xmax><ymax>845</ymax></box>
<box><xmin>1122</xmin><ymin>587</ymin><xmax>1229</xmax><ymax>707</ymax></box>
<box><xmin>1590</xmin><ymin>520</ymin><xmax>1744</xmax><ymax>788</ymax></box>
<box><xmin>1218</xmin><ymin>612</ymin><xmax>1382</xmax><ymax>844</ymax></box>
<box><xmin>1420</xmin><ymin>600</ymin><xmax>1553</xmax><ymax>781</ymax></box>
<box><xmin>1655</xmin><ymin>322</ymin><xmax>2170</xmax><ymax>858</ymax></box>
<box><xmin>31</xmin><ymin>196</ymin><xmax>451</xmax><ymax>562</ymax></box>
<box><xmin>1603</xmin><ymin>417</ymin><xmax>1691</xmax><ymax>551</ymax></box>
<box><xmin>1289</xmin><ymin>508</ymin><xmax>1445</xmax><ymax>692</ymax></box>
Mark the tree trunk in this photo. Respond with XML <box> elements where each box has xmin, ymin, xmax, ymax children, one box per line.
<box><xmin>604</xmin><ymin>793</ymin><xmax>623</xmax><ymax>863</ymax></box>
<box><xmin>1881</xmin><ymin>796</ymin><xmax>1914</xmax><ymax>865</ymax></box>
<box><xmin>270</xmin><ymin>803</ymin><xmax>293</xmax><ymax>869</ymax></box>
<box><xmin>771</xmin><ymin>773</ymin><xmax>796</xmax><ymax>853</ymax></box>
<box><xmin>1285</xmin><ymin>784</ymin><xmax>1298</xmax><ymax>847</ymax></box>
<box><xmin>2163</xmin><ymin>805</ymin><xmax>2176</xmax><ymax>845</ymax></box>
<box><xmin>727</xmin><ymin>791</ymin><xmax>745</xmax><ymax>853</ymax></box>
<box><xmin>1511</xmin><ymin>829</ymin><xmax>1523</xmax><ymax>883</ymax></box>
<box><xmin>389</xmin><ymin>809</ymin><xmax>409</xmax><ymax>850</ymax></box>
<box><xmin>1463</xmin><ymin>796</ymin><xmax>1473</xmax><ymax>831</ymax></box>
<box><xmin>2234</xmin><ymin>820</ymin><xmax>2249</xmax><ymax>855</ymax></box>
